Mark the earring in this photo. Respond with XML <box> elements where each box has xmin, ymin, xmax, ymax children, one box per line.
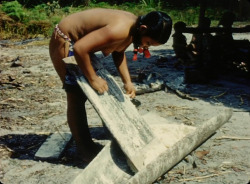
<box><xmin>143</xmin><ymin>48</ymin><xmax>151</xmax><ymax>58</ymax></box>
<box><xmin>133</xmin><ymin>48</ymin><xmax>138</xmax><ymax>61</ymax></box>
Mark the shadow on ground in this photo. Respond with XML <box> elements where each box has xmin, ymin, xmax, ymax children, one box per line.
<box><xmin>0</xmin><ymin>127</ymin><xmax>109</xmax><ymax>169</ymax></box>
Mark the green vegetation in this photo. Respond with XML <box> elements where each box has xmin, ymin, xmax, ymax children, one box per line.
<box><xmin>0</xmin><ymin>0</ymin><xmax>245</xmax><ymax>40</ymax></box>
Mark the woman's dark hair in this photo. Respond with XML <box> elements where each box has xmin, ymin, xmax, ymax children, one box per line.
<box><xmin>133</xmin><ymin>11</ymin><xmax>172</xmax><ymax>48</ymax></box>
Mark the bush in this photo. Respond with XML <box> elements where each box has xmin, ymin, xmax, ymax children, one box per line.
<box><xmin>27</xmin><ymin>20</ymin><xmax>52</xmax><ymax>37</ymax></box>
<box><xmin>1</xmin><ymin>1</ymin><xmax>26</xmax><ymax>22</ymax></box>
<box><xmin>27</xmin><ymin>4</ymin><xmax>48</xmax><ymax>21</ymax></box>
<box><xmin>45</xmin><ymin>1</ymin><xmax>60</xmax><ymax>15</ymax></box>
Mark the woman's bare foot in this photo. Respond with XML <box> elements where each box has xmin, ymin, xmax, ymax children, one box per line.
<box><xmin>76</xmin><ymin>142</ymin><xmax>103</xmax><ymax>162</ymax></box>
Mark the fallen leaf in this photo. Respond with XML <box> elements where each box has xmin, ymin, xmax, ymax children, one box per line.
<box><xmin>195</xmin><ymin>150</ymin><xmax>210</xmax><ymax>159</ymax></box>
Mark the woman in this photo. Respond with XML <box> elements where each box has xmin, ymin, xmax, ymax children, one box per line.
<box><xmin>49</xmin><ymin>8</ymin><xmax>172</xmax><ymax>162</ymax></box>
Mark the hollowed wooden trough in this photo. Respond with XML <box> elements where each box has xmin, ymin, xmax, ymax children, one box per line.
<box><xmin>59</xmin><ymin>56</ymin><xmax>233</xmax><ymax>184</ymax></box>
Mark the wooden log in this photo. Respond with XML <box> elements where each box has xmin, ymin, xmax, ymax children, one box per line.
<box><xmin>183</xmin><ymin>25</ymin><xmax>250</xmax><ymax>34</ymax></box>
<box><xmin>71</xmin><ymin>110</ymin><xmax>232</xmax><ymax>184</ymax></box>
<box><xmin>63</xmin><ymin>55</ymin><xmax>166</xmax><ymax>171</ymax></box>
<box><xmin>127</xmin><ymin>109</ymin><xmax>233</xmax><ymax>184</ymax></box>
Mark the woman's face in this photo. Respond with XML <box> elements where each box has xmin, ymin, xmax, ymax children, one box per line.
<box><xmin>140</xmin><ymin>36</ymin><xmax>160</xmax><ymax>49</ymax></box>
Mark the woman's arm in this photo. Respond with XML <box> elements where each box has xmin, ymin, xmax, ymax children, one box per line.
<box><xmin>112</xmin><ymin>51</ymin><xmax>136</xmax><ymax>98</ymax></box>
<box><xmin>73</xmin><ymin>26</ymin><xmax>118</xmax><ymax>94</ymax></box>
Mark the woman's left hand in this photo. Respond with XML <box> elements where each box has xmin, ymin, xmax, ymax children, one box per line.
<box><xmin>124</xmin><ymin>82</ymin><xmax>136</xmax><ymax>98</ymax></box>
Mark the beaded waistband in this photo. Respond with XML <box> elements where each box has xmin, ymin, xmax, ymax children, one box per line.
<box><xmin>54</xmin><ymin>24</ymin><xmax>72</xmax><ymax>42</ymax></box>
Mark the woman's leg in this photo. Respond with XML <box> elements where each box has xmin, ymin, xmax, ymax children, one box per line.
<box><xmin>49</xmin><ymin>32</ymin><xmax>67</xmax><ymax>83</ymax></box>
<box><xmin>49</xmin><ymin>33</ymin><xmax>101</xmax><ymax>162</ymax></box>
<box><xmin>66</xmin><ymin>89</ymin><xmax>101</xmax><ymax>162</ymax></box>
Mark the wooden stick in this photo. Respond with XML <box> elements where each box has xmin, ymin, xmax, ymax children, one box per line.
<box><xmin>175</xmin><ymin>90</ymin><xmax>198</xmax><ymax>101</ymax></box>
<box><xmin>216</xmin><ymin>136</ymin><xmax>250</xmax><ymax>140</ymax></box>
<box><xmin>210</xmin><ymin>91</ymin><xmax>228</xmax><ymax>99</ymax></box>
<box><xmin>179</xmin><ymin>171</ymin><xmax>232</xmax><ymax>182</ymax></box>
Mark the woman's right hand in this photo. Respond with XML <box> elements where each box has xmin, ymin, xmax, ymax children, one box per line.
<box><xmin>89</xmin><ymin>76</ymin><xmax>108</xmax><ymax>94</ymax></box>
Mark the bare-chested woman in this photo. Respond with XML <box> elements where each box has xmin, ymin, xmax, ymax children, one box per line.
<box><xmin>49</xmin><ymin>8</ymin><xmax>172</xmax><ymax>162</ymax></box>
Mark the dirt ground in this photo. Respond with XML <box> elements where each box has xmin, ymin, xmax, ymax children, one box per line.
<box><xmin>0</xmin><ymin>33</ymin><xmax>250</xmax><ymax>184</ymax></box>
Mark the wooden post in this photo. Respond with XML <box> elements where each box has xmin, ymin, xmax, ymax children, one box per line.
<box><xmin>198</xmin><ymin>0</ymin><xmax>207</xmax><ymax>27</ymax></box>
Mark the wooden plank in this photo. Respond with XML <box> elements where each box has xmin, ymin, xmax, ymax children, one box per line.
<box><xmin>63</xmin><ymin>55</ymin><xmax>166</xmax><ymax>171</ymax></box>
<box><xmin>71</xmin><ymin>110</ymin><xmax>232</xmax><ymax>184</ymax></box>
<box><xmin>34</xmin><ymin>132</ymin><xmax>72</xmax><ymax>161</ymax></box>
